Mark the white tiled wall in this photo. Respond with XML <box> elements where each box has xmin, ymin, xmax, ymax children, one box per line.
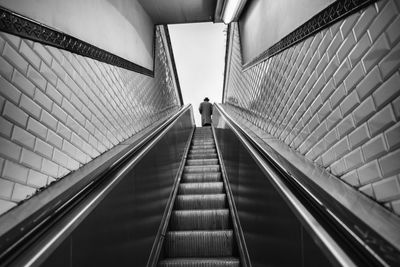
<box><xmin>0</xmin><ymin>26</ymin><xmax>180</xmax><ymax>215</ymax></box>
<box><xmin>224</xmin><ymin>0</ymin><xmax>400</xmax><ymax>215</ymax></box>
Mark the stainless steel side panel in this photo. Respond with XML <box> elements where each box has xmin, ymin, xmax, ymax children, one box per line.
<box><xmin>40</xmin><ymin>110</ymin><xmax>194</xmax><ymax>267</ymax></box>
<box><xmin>213</xmin><ymin>109</ymin><xmax>333</xmax><ymax>267</ymax></box>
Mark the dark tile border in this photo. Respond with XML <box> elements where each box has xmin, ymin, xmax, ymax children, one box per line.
<box><xmin>242</xmin><ymin>0</ymin><xmax>378</xmax><ymax>70</ymax></box>
<box><xmin>0</xmin><ymin>6</ymin><xmax>154</xmax><ymax>76</ymax></box>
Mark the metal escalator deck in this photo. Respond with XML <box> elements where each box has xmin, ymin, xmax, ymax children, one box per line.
<box><xmin>158</xmin><ymin>127</ymin><xmax>240</xmax><ymax>267</ymax></box>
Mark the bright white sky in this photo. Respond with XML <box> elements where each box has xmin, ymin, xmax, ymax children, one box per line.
<box><xmin>169</xmin><ymin>22</ymin><xmax>227</xmax><ymax>126</ymax></box>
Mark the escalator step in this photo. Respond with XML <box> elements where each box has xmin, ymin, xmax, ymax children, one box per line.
<box><xmin>186</xmin><ymin>159</ymin><xmax>219</xmax><ymax>166</ymax></box>
<box><xmin>170</xmin><ymin>209</ymin><xmax>230</xmax><ymax>230</ymax></box>
<box><xmin>179</xmin><ymin>182</ymin><xmax>224</xmax><ymax>194</ymax></box>
<box><xmin>187</xmin><ymin>153</ymin><xmax>218</xmax><ymax>160</ymax></box>
<box><xmin>191</xmin><ymin>144</ymin><xmax>215</xmax><ymax>150</ymax></box>
<box><xmin>184</xmin><ymin>165</ymin><xmax>220</xmax><ymax>173</ymax></box>
<box><xmin>192</xmin><ymin>141</ymin><xmax>214</xmax><ymax>146</ymax></box>
<box><xmin>165</xmin><ymin>230</ymin><xmax>233</xmax><ymax>257</ymax></box>
<box><xmin>175</xmin><ymin>194</ymin><xmax>226</xmax><ymax>210</ymax></box>
<box><xmin>189</xmin><ymin>148</ymin><xmax>216</xmax><ymax>154</ymax></box>
<box><xmin>158</xmin><ymin>257</ymin><xmax>240</xmax><ymax>267</ymax></box>
<box><xmin>182</xmin><ymin>172</ymin><xmax>222</xmax><ymax>182</ymax></box>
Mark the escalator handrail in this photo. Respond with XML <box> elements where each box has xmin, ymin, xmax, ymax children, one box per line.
<box><xmin>214</xmin><ymin>103</ymin><xmax>400</xmax><ymax>267</ymax></box>
<box><xmin>0</xmin><ymin>104</ymin><xmax>193</xmax><ymax>266</ymax></box>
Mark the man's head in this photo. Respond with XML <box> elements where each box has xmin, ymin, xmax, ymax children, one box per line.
<box><xmin>204</xmin><ymin>97</ymin><xmax>209</xmax><ymax>102</ymax></box>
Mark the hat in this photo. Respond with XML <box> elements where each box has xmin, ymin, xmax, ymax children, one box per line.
<box><xmin>204</xmin><ymin>97</ymin><xmax>209</xmax><ymax>101</ymax></box>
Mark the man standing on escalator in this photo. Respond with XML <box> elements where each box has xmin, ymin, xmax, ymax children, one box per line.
<box><xmin>199</xmin><ymin>97</ymin><xmax>212</xmax><ymax>126</ymax></box>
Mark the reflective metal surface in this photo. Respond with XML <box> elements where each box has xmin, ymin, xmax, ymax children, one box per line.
<box><xmin>213</xmin><ymin>108</ymin><xmax>334</xmax><ymax>267</ymax></box>
<box><xmin>36</xmin><ymin>109</ymin><xmax>194</xmax><ymax>267</ymax></box>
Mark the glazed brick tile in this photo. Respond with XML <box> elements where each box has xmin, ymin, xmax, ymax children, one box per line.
<box><xmin>349</xmin><ymin>123</ymin><xmax>370</xmax><ymax>149</ymax></box>
<box><xmin>46</xmin><ymin>130</ymin><xmax>62</xmax><ymax>149</ymax></box>
<box><xmin>340</xmin><ymin>90</ymin><xmax>359</xmax><ymax>117</ymax></box>
<box><xmin>340</xmin><ymin>12</ymin><xmax>360</xmax><ymax>39</ymax></box>
<box><xmin>362</xmin><ymin>33</ymin><xmax>391</xmax><ymax>72</ymax></box>
<box><xmin>3</xmin><ymin>160</ymin><xmax>28</xmax><ymax>183</ymax></box>
<box><xmin>0</xmin><ymin>178</ymin><xmax>14</xmax><ymax>199</ymax></box>
<box><xmin>362</xmin><ymin>134</ymin><xmax>388</xmax><ymax>162</ymax></box>
<box><xmin>0</xmin><ymin>117</ymin><xmax>13</xmax><ymax>138</ymax></box>
<box><xmin>11</xmin><ymin>183</ymin><xmax>36</xmax><ymax>202</ymax></box>
<box><xmin>344</xmin><ymin>62</ymin><xmax>365</xmax><ymax>93</ymax></box>
<box><xmin>356</xmin><ymin>66</ymin><xmax>382</xmax><ymax>101</ymax></box>
<box><xmin>368</xmin><ymin>0</ymin><xmax>398</xmax><ymax>41</ymax></box>
<box><xmin>353</xmin><ymin>6</ymin><xmax>377</xmax><ymax>40</ymax></box>
<box><xmin>34</xmin><ymin>88</ymin><xmax>53</xmax><ymax>111</ymax></box>
<box><xmin>344</xmin><ymin>147</ymin><xmax>364</xmax><ymax>170</ymax></box>
<box><xmin>0</xmin><ymin>136</ymin><xmax>21</xmax><ymax>161</ymax></box>
<box><xmin>353</xmin><ymin>96</ymin><xmax>376</xmax><ymax>125</ymax></box>
<box><xmin>348</xmin><ymin>33</ymin><xmax>371</xmax><ymax>67</ymax></box>
<box><xmin>358</xmin><ymin>159</ymin><xmax>382</xmax><ymax>185</ymax></box>
<box><xmin>27</xmin><ymin>169</ymin><xmax>48</xmax><ymax>188</ymax></box>
<box><xmin>337</xmin><ymin>31</ymin><xmax>356</xmax><ymax>62</ymax></box>
<box><xmin>0</xmin><ymin>56</ymin><xmax>13</xmax><ymax>80</ymax></box>
<box><xmin>40</xmin><ymin>110</ymin><xmax>57</xmax><ymax>130</ymax></box>
<box><xmin>372</xmin><ymin>175</ymin><xmax>400</xmax><ymax>201</ymax></box>
<box><xmin>34</xmin><ymin>138</ymin><xmax>53</xmax><ymax>158</ymax></box>
<box><xmin>379</xmin><ymin>149</ymin><xmax>400</xmax><ymax>177</ymax></box>
<box><xmin>39</xmin><ymin>62</ymin><xmax>57</xmax><ymax>86</ymax></box>
<box><xmin>33</xmin><ymin>42</ymin><xmax>52</xmax><ymax>65</ymax></box>
<box><xmin>19</xmin><ymin>94</ymin><xmax>41</xmax><ymax>119</ymax></box>
<box><xmin>385</xmin><ymin>123</ymin><xmax>400</xmax><ymax>150</ymax></box>
<box><xmin>327</xmin><ymin>31</ymin><xmax>343</xmax><ymax>60</ymax></box>
<box><xmin>359</xmin><ymin>184</ymin><xmax>375</xmax><ymax>198</ymax></box>
<box><xmin>21</xmin><ymin>148</ymin><xmax>42</xmax><ymax>170</ymax></box>
<box><xmin>46</xmin><ymin>83</ymin><xmax>62</xmax><ymax>106</ymax></box>
<box><xmin>3</xmin><ymin>101</ymin><xmax>28</xmax><ymax>128</ymax></box>
<box><xmin>0</xmin><ymin>75</ymin><xmax>21</xmax><ymax>104</ymax></box>
<box><xmin>11</xmin><ymin>69</ymin><xmax>35</xmax><ymax>98</ymax></box>
<box><xmin>12</xmin><ymin>126</ymin><xmax>35</xmax><ymax>150</ymax></box>
<box><xmin>367</xmin><ymin>104</ymin><xmax>396</xmax><ymax>136</ymax></box>
<box><xmin>337</xmin><ymin>114</ymin><xmax>355</xmax><ymax>138</ymax></box>
<box><xmin>379</xmin><ymin>41</ymin><xmax>400</xmax><ymax>79</ymax></box>
<box><xmin>0</xmin><ymin>32</ymin><xmax>21</xmax><ymax>49</ymax></box>
<box><xmin>330</xmin><ymin>84</ymin><xmax>346</xmax><ymax>109</ymax></box>
<box><xmin>41</xmin><ymin>158</ymin><xmax>59</xmax><ymax>177</ymax></box>
<box><xmin>318</xmin><ymin>101</ymin><xmax>332</xmax><ymax>121</ymax></box>
<box><xmin>27</xmin><ymin>117</ymin><xmax>47</xmax><ymax>139</ymax></box>
<box><xmin>331</xmin><ymin>158</ymin><xmax>347</xmax><ymax>176</ymax></box>
<box><xmin>324</xmin><ymin>55</ymin><xmax>340</xmax><ymax>81</ymax></box>
<box><xmin>341</xmin><ymin>170</ymin><xmax>360</xmax><ymax>186</ymax></box>
<box><xmin>386</xmin><ymin>15</ymin><xmax>400</xmax><ymax>45</ymax></box>
<box><xmin>19</xmin><ymin>41</ymin><xmax>40</xmax><ymax>69</ymax></box>
<box><xmin>2</xmin><ymin>43</ymin><xmax>28</xmax><ymax>74</ymax></box>
<box><xmin>27</xmin><ymin>65</ymin><xmax>46</xmax><ymax>91</ymax></box>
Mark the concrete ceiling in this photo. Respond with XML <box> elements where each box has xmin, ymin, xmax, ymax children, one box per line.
<box><xmin>138</xmin><ymin>0</ymin><xmax>221</xmax><ymax>24</ymax></box>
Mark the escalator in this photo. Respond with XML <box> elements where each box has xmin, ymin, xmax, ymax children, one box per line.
<box><xmin>158</xmin><ymin>127</ymin><xmax>240</xmax><ymax>267</ymax></box>
<box><xmin>0</xmin><ymin>105</ymin><xmax>399</xmax><ymax>267</ymax></box>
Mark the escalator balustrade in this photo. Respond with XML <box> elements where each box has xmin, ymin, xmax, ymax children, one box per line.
<box><xmin>158</xmin><ymin>127</ymin><xmax>240</xmax><ymax>267</ymax></box>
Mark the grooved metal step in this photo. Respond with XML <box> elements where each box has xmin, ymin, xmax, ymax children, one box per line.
<box><xmin>158</xmin><ymin>257</ymin><xmax>240</xmax><ymax>267</ymax></box>
<box><xmin>187</xmin><ymin>153</ymin><xmax>218</xmax><ymax>159</ymax></box>
<box><xmin>175</xmin><ymin>194</ymin><xmax>226</xmax><ymax>210</ymax></box>
<box><xmin>165</xmin><ymin>230</ymin><xmax>234</xmax><ymax>257</ymax></box>
<box><xmin>179</xmin><ymin>182</ymin><xmax>224</xmax><ymax>194</ymax></box>
<box><xmin>186</xmin><ymin>159</ymin><xmax>219</xmax><ymax>166</ymax></box>
<box><xmin>159</xmin><ymin>127</ymin><xmax>239</xmax><ymax>266</ymax></box>
<box><xmin>188</xmin><ymin>148</ymin><xmax>217</xmax><ymax>154</ymax></box>
<box><xmin>184</xmin><ymin>165</ymin><xmax>220</xmax><ymax>173</ymax></box>
<box><xmin>182</xmin><ymin>172</ymin><xmax>222</xmax><ymax>182</ymax></box>
<box><xmin>170</xmin><ymin>209</ymin><xmax>230</xmax><ymax>230</ymax></box>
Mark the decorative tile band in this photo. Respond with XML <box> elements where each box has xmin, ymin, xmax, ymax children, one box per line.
<box><xmin>242</xmin><ymin>0</ymin><xmax>378</xmax><ymax>70</ymax></box>
<box><xmin>0</xmin><ymin>6</ymin><xmax>153</xmax><ymax>76</ymax></box>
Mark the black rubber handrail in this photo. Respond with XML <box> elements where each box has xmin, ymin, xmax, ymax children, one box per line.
<box><xmin>0</xmin><ymin>104</ymin><xmax>193</xmax><ymax>267</ymax></box>
<box><xmin>214</xmin><ymin>103</ymin><xmax>400</xmax><ymax>267</ymax></box>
